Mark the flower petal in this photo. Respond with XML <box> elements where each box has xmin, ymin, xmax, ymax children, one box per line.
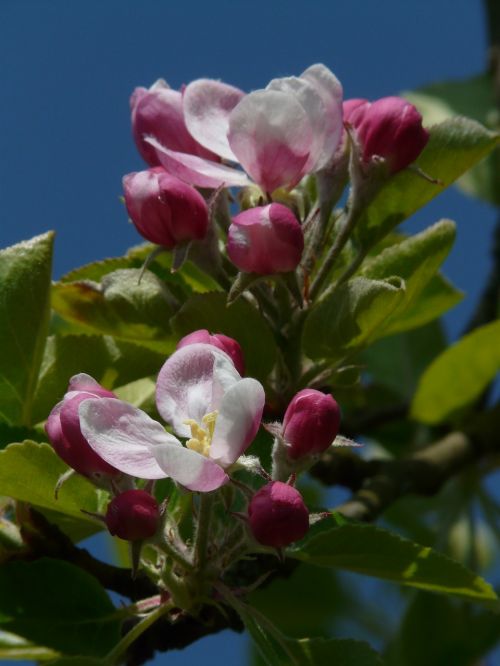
<box><xmin>153</xmin><ymin>445</ymin><xmax>228</xmax><ymax>492</ymax></box>
<box><xmin>156</xmin><ymin>343</ymin><xmax>240</xmax><ymax>437</ymax></box>
<box><xmin>300</xmin><ymin>64</ymin><xmax>343</xmax><ymax>169</ymax></box>
<box><xmin>227</xmin><ymin>89</ymin><xmax>312</xmax><ymax>193</ymax></box>
<box><xmin>79</xmin><ymin>398</ymin><xmax>178</xmax><ymax>479</ymax></box>
<box><xmin>210</xmin><ymin>377</ymin><xmax>265</xmax><ymax>468</ymax></box>
<box><xmin>145</xmin><ymin>138</ymin><xmax>251</xmax><ymax>188</ymax></box>
<box><xmin>183</xmin><ymin>79</ymin><xmax>245</xmax><ymax>161</ymax></box>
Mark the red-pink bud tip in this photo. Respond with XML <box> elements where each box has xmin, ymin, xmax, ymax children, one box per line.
<box><xmin>345</xmin><ymin>96</ymin><xmax>429</xmax><ymax>173</ymax></box>
<box><xmin>227</xmin><ymin>203</ymin><xmax>304</xmax><ymax>275</ymax></box>
<box><xmin>248</xmin><ymin>481</ymin><xmax>309</xmax><ymax>548</ymax></box>
<box><xmin>123</xmin><ymin>168</ymin><xmax>209</xmax><ymax>248</ymax></box>
<box><xmin>105</xmin><ymin>490</ymin><xmax>160</xmax><ymax>541</ymax></box>
<box><xmin>176</xmin><ymin>329</ymin><xmax>245</xmax><ymax>375</ymax></box>
<box><xmin>282</xmin><ymin>389</ymin><xmax>341</xmax><ymax>460</ymax></box>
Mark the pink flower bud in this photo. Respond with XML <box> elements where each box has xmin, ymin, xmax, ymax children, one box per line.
<box><xmin>105</xmin><ymin>490</ymin><xmax>160</xmax><ymax>541</ymax></box>
<box><xmin>227</xmin><ymin>203</ymin><xmax>304</xmax><ymax>275</ymax></box>
<box><xmin>45</xmin><ymin>374</ymin><xmax>119</xmax><ymax>478</ymax></box>
<box><xmin>343</xmin><ymin>98</ymin><xmax>370</xmax><ymax>126</ymax></box>
<box><xmin>176</xmin><ymin>330</ymin><xmax>245</xmax><ymax>375</ymax></box>
<box><xmin>130</xmin><ymin>80</ymin><xmax>218</xmax><ymax>166</ymax></box>
<box><xmin>282</xmin><ymin>389</ymin><xmax>340</xmax><ymax>460</ymax></box>
<box><xmin>123</xmin><ymin>167</ymin><xmax>209</xmax><ymax>248</ymax></box>
<box><xmin>248</xmin><ymin>481</ymin><xmax>309</xmax><ymax>548</ymax></box>
<box><xmin>346</xmin><ymin>96</ymin><xmax>429</xmax><ymax>173</ymax></box>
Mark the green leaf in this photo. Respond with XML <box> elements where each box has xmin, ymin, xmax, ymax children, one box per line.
<box><xmin>0</xmin><ymin>558</ymin><xmax>120</xmax><ymax>657</ymax></box>
<box><xmin>228</xmin><ymin>590</ymin><xmax>382</xmax><ymax>666</ymax></box>
<box><xmin>171</xmin><ymin>292</ymin><xmax>278</xmax><ymax>382</ymax></box>
<box><xmin>361</xmin><ymin>219</ymin><xmax>457</xmax><ymax>334</ymax></box>
<box><xmin>61</xmin><ymin>241</ymin><xmax>222</xmax><ymax>293</ymax></box>
<box><xmin>411</xmin><ymin>320</ymin><xmax>500</xmax><ymax>424</ymax></box>
<box><xmin>0</xmin><ymin>232</ymin><xmax>53</xmax><ymax>426</ymax></box>
<box><xmin>386</xmin><ymin>592</ymin><xmax>500</xmax><ymax>666</ymax></box>
<box><xmin>355</xmin><ymin>118</ymin><xmax>499</xmax><ymax>248</ymax></box>
<box><xmin>303</xmin><ymin>277</ymin><xmax>406</xmax><ymax>362</ymax></box>
<box><xmin>404</xmin><ymin>73</ymin><xmax>500</xmax><ymax>205</ymax></box>
<box><xmin>31</xmin><ymin>334</ymin><xmax>165</xmax><ymax>424</ymax></box>
<box><xmin>0</xmin><ymin>630</ymin><xmax>59</xmax><ymax>661</ymax></box>
<box><xmin>382</xmin><ymin>273</ymin><xmax>462</xmax><ymax>335</ymax></box>
<box><xmin>0</xmin><ymin>441</ymin><xmax>104</xmax><ymax>524</ymax></box>
<box><xmin>288</xmin><ymin>521</ymin><xmax>498</xmax><ymax>607</ymax></box>
<box><xmin>52</xmin><ymin>269</ymin><xmax>177</xmax><ymax>353</ymax></box>
<box><xmin>362</xmin><ymin>321</ymin><xmax>447</xmax><ymax>399</ymax></box>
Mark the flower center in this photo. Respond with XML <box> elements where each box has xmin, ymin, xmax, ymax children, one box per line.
<box><xmin>184</xmin><ymin>411</ymin><xmax>218</xmax><ymax>457</ymax></box>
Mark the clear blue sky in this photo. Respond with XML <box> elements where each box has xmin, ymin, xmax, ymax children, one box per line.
<box><xmin>0</xmin><ymin>1</ymin><xmax>496</xmax><ymax>664</ymax></box>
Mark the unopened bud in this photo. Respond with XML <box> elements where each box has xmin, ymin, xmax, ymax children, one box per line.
<box><xmin>123</xmin><ymin>168</ymin><xmax>209</xmax><ymax>248</ymax></box>
<box><xmin>105</xmin><ymin>490</ymin><xmax>160</xmax><ymax>541</ymax></box>
<box><xmin>45</xmin><ymin>374</ymin><xmax>119</xmax><ymax>479</ymax></box>
<box><xmin>227</xmin><ymin>203</ymin><xmax>304</xmax><ymax>275</ymax></box>
<box><xmin>282</xmin><ymin>389</ymin><xmax>340</xmax><ymax>460</ymax></box>
<box><xmin>345</xmin><ymin>96</ymin><xmax>429</xmax><ymax>173</ymax></box>
<box><xmin>248</xmin><ymin>481</ymin><xmax>309</xmax><ymax>548</ymax></box>
<box><xmin>177</xmin><ymin>329</ymin><xmax>245</xmax><ymax>375</ymax></box>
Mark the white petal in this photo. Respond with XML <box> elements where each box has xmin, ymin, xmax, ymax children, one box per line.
<box><xmin>300</xmin><ymin>64</ymin><xmax>344</xmax><ymax>169</ymax></box>
<box><xmin>145</xmin><ymin>137</ymin><xmax>251</xmax><ymax>188</ymax></box>
<box><xmin>156</xmin><ymin>343</ymin><xmax>239</xmax><ymax>437</ymax></box>
<box><xmin>227</xmin><ymin>89</ymin><xmax>312</xmax><ymax>192</ymax></box>
<box><xmin>153</xmin><ymin>445</ymin><xmax>228</xmax><ymax>492</ymax></box>
<box><xmin>209</xmin><ymin>377</ymin><xmax>265</xmax><ymax>468</ymax></box>
<box><xmin>79</xmin><ymin>398</ymin><xmax>178</xmax><ymax>479</ymax></box>
<box><xmin>183</xmin><ymin>79</ymin><xmax>244</xmax><ymax>161</ymax></box>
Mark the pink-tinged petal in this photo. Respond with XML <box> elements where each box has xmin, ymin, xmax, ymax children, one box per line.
<box><xmin>131</xmin><ymin>80</ymin><xmax>218</xmax><ymax>166</ymax></box>
<box><xmin>67</xmin><ymin>373</ymin><xmax>115</xmax><ymax>398</ymax></box>
<box><xmin>153</xmin><ymin>445</ymin><xmax>228</xmax><ymax>492</ymax></box>
<box><xmin>145</xmin><ymin>137</ymin><xmax>251</xmax><ymax>188</ymax></box>
<box><xmin>228</xmin><ymin>90</ymin><xmax>312</xmax><ymax>193</ymax></box>
<box><xmin>300</xmin><ymin>64</ymin><xmax>344</xmax><ymax>170</ymax></box>
<box><xmin>210</xmin><ymin>378</ymin><xmax>265</xmax><ymax>468</ymax></box>
<box><xmin>183</xmin><ymin>79</ymin><xmax>245</xmax><ymax>161</ymax></box>
<box><xmin>79</xmin><ymin>398</ymin><xmax>178</xmax><ymax>479</ymax></box>
<box><xmin>156</xmin><ymin>343</ymin><xmax>239</xmax><ymax>437</ymax></box>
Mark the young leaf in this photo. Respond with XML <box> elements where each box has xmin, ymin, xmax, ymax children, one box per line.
<box><xmin>0</xmin><ymin>630</ymin><xmax>59</xmax><ymax>662</ymax></box>
<box><xmin>303</xmin><ymin>277</ymin><xmax>406</xmax><ymax>362</ymax></box>
<box><xmin>355</xmin><ymin>117</ymin><xmax>499</xmax><ymax>249</ymax></box>
<box><xmin>288</xmin><ymin>521</ymin><xmax>499</xmax><ymax>608</ymax></box>
<box><xmin>411</xmin><ymin>320</ymin><xmax>500</xmax><ymax>424</ymax></box>
<box><xmin>51</xmin><ymin>269</ymin><xmax>177</xmax><ymax>353</ymax></box>
<box><xmin>225</xmin><ymin>587</ymin><xmax>382</xmax><ymax>666</ymax></box>
<box><xmin>361</xmin><ymin>219</ymin><xmax>457</xmax><ymax>334</ymax></box>
<box><xmin>31</xmin><ymin>334</ymin><xmax>165</xmax><ymax>424</ymax></box>
<box><xmin>0</xmin><ymin>441</ymin><xmax>104</xmax><ymax>523</ymax></box>
<box><xmin>171</xmin><ymin>292</ymin><xmax>278</xmax><ymax>381</ymax></box>
<box><xmin>404</xmin><ymin>73</ymin><xmax>500</xmax><ymax>205</ymax></box>
<box><xmin>0</xmin><ymin>232</ymin><xmax>54</xmax><ymax>426</ymax></box>
<box><xmin>0</xmin><ymin>558</ymin><xmax>121</xmax><ymax>657</ymax></box>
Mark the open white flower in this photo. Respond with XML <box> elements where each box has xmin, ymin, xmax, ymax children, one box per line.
<box><xmin>78</xmin><ymin>344</ymin><xmax>265</xmax><ymax>492</ymax></box>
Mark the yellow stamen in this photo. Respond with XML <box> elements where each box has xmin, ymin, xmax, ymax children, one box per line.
<box><xmin>183</xmin><ymin>411</ymin><xmax>218</xmax><ymax>457</ymax></box>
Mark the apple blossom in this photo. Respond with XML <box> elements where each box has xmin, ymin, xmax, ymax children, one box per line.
<box><xmin>176</xmin><ymin>329</ymin><xmax>245</xmax><ymax>375</ymax></box>
<box><xmin>248</xmin><ymin>481</ymin><xmax>309</xmax><ymax>548</ymax></box>
<box><xmin>123</xmin><ymin>167</ymin><xmax>209</xmax><ymax>248</ymax></box>
<box><xmin>130</xmin><ymin>79</ymin><xmax>218</xmax><ymax>166</ymax></box>
<box><xmin>142</xmin><ymin>64</ymin><xmax>343</xmax><ymax>192</ymax></box>
<box><xmin>105</xmin><ymin>490</ymin><xmax>160</xmax><ymax>541</ymax></box>
<box><xmin>344</xmin><ymin>96</ymin><xmax>429</xmax><ymax>173</ymax></box>
<box><xmin>227</xmin><ymin>203</ymin><xmax>304</xmax><ymax>274</ymax></box>
<box><xmin>282</xmin><ymin>389</ymin><xmax>341</xmax><ymax>460</ymax></box>
<box><xmin>45</xmin><ymin>374</ymin><xmax>120</xmax><ymax>479</ymax></box>
<box><xmin>78</xmin><ymin>344</ymin><xmax>265</xmax><ymax>492</ymax></box>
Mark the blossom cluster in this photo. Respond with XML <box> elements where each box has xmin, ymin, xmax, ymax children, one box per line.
<box><xmin>46</xmin><ymin>63</ymin><xmax>429</xmax><ymax>552</ymax></box>
<box><xmin>123</xmin><ymin>64</ymin><xmax>429</xmax><ymax>275</ymax></box>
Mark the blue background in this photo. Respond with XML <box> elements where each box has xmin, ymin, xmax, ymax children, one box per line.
<box><xmin>0</xmin><ymin>0</ymin><xmax>497</xmax><ymax>664</ymax></box>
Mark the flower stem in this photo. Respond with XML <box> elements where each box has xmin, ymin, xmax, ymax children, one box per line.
<box><xmin>105</xmin><ymin>600</ymin><xmax>173</xmax><ymax>665</ymax></box>
<box><xmin>194</xmin><ymin>493</ymin><xmax>214</xmax><ymax>571</ymax></box>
